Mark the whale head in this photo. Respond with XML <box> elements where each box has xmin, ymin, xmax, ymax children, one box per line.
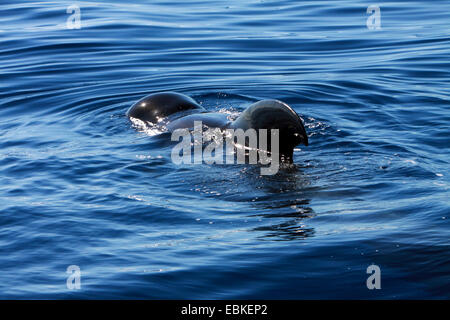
<box><xmin>230</xmin><ymin>100</ymin><xmax>308</xmax><ymax>162</ymax></box>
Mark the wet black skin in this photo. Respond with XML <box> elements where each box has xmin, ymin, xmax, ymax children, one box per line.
<box><xmin>127</xmin><ymin>92</ymin><xmax>309</xmax><ymax>162</ymax></box>
<box><xmin>127</xmin><ymin>92</ymin><xmax>205</xmax><ymax>123</ymax></box>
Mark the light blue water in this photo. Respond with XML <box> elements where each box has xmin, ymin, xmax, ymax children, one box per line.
<box><xmin>0</xmin><ymin>0</ymin><xmax>449</xmax><ymax>299</ymax></box>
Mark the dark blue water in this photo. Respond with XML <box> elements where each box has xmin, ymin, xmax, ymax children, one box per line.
<box><xmin>0</xmin><ymin>0</ymin><xmax>449</xmax><ymax>299</ymax></box>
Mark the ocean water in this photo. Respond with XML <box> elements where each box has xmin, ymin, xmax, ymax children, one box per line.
<box><xmin>0</xmin><ymin>0</ymin><xmax>449</xmax><ymax>299</ymax></box>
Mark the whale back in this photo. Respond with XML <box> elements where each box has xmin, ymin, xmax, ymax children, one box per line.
<box><xmin>127</xmin><ymin>92</ymin><xmax>204</xmax><ymax>123</ymax></box>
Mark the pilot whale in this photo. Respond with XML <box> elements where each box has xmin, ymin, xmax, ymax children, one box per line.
<box><xmin>127</xmin><ymin>92</ymin><xmax>308</xmax><ymax>162</ymax></box>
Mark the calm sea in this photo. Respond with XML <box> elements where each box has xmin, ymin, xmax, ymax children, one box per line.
<box><xmin>0</xmin><ymin>0</ymin><xmax>449</xmax><ymax>298</ymax></box>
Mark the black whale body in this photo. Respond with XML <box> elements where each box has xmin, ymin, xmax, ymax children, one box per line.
<box><xmin>127</xmin><ymin>92</ymin><xmax>308</xmax><ymax>162</ymax></box>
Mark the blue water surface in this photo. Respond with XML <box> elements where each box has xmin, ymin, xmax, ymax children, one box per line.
<box><xmin>0</xmin><ymin>0</ymin><xmax>449</xmax><ymax>299</ymax></box>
